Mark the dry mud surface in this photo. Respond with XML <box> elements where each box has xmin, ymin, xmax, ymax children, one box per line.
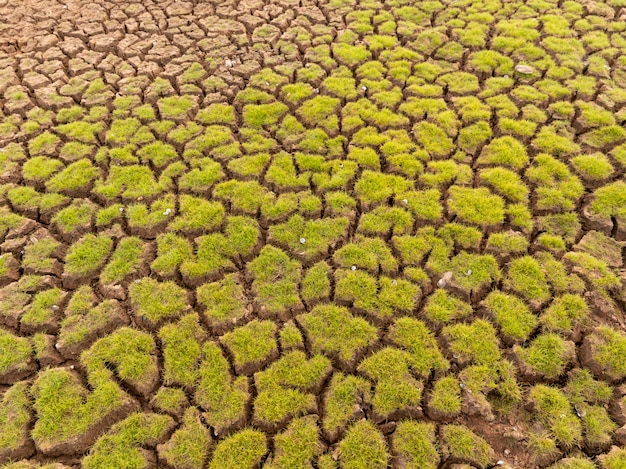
<box><xmin>0</xmin><ymin>0</ymin><xmax>626</xmax><ymax>468</ymax></box>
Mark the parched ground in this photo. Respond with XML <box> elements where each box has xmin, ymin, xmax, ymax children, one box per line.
<box><xmin>0</xmin><ymin>0</ymin><xmax>626</xmax><ymax>468</ymax></box>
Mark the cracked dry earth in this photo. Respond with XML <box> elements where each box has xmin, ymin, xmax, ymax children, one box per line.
<box><xmin>2</xmin><ymin>0</ymin><xmax>626</xmax><ymax>468</ymax></box>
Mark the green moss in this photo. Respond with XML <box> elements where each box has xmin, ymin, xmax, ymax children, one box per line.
<box><xmin>0</xmin><ymin>381</ymin><xmax>31</xmax><ymax>454</ymax></box>
<box><xmin>590</xmin><ymin>181</ymin><xmax>626</xmax><ymax>218</ymax></box>
<box><xmin>22</xmin><ymin>156</ymin><xmax>63</xmax><ymax>182</ymax></box>
<box><xmin>158</xmin><ymin>314</ymin><xmax>206</xmax><ymax>388</ymax></box>
<box><xmin>443</xmin><ymin>319</ymin><xmax>501</xmax><ymax>365</ymax></box>
<box><xmin>20</xmin><ymin>288</ymin><xmax>64</xmax><ymax>330</ymax></box>
<box><xmin>424</xmin><ymin>289</ymin><xmax>472</xmax><ymax>325</ymax></box>
<box><xmin>82</xmin><ymin>327</ymin><xmax>158</xmax><ymax>396</ymax></box>
<box><xmin>0</xmin><ymin>329</ymin><xmax>32</xmax><ymax>376</ymax></box>
<box><xmin>448</xmin><ymin>186</ymin><xmax>505</xmax><ymax>226</ymax></box>
<box><xmin>22</xmin><ymin>237</ymin><xmax>62</xmax><ymax>274</ymax></box>
<box><xmin>483</xmin><ymin>291</ymin><xmax>537</xmax><ymax>341</ymax></box>
<box><xmin>208</xmin><ymin>429</ymin><xmax>266</xmax><ymax>469</ymax></box>
<box><xmin>100</xmin><ymin>237</ymin><xmax>144</xmax><ymax>285</ymax></box>
<box><xmin>528</xmin><ymin>385</ymin><xmax>582</xmax><ymax>447</ymax></box>
<box><xmin>82</xmin><ymin>413</ymin><xmax>175</xmax><ymax>469</ymax></box>
<box><xmin>516</xmin><ymin>334</ymin><xmax>575</xmax><ymax>379</ymax></box>
<box><xmin>129</xmin><ymin>278</ymin><xmax>188</xmax><ymax>326</ymax></box>
<box><xmin>221</xmin><ymin>320</ymin><xmax>277</xmax><ymax>373</ymax></box>
<box><xmin>440</xmin><ymin>425</ymin><xmax>494</xmax><ymax>468</ymax></box>
<box><xmin>31</xmin><ymin>367</ymin><xmax>129</xmax><ymax>451</ymax></box>
<box><xmin>95</xmin><ymin>165</ymin><xmax>163</xmax><ymax>200</ymax></box>
<box><xmin>301</xmin><ymin>261</ymin><xmax>331</xmax><ymax>304</ymax></box>
<box><xmin>45</xmin><ymin>159</ymin><xmax>98</xmax><ymax>194</ymax></box>
<box><xmin>158</xmin><ymin>407</ymin><xmax>211</xmax><ymax>469</ymax></box>
<box><xmin>323</xmin><ymin>373</ymin><xmax>371</xmax><ymax>437</ymax></box>
<box><xmin>157</xmin><ymin>95</ymin><xmax>196</xmax><ymax>120</ymax></box>
<box><xmin>358</xmin><ymin>347</ymin><xmax>423</xmax><ymax>417</ymax></box>
<box><xmin>413</xmin><ymin>121</ymin><xmax>454</xmax><ymax>157</ymax></box>
<box><xmin>428</xmin><ymin>376</ymin><xmax>462</xmax><ymax>417</ymax></box>
<box><xmin>505</xmin><ymin>255</ymin><xmax>550</xmax><ymax>303</ymax></box>
<box><xmin>388</xmin><ymin>317</ymin><xmax>449</xmax><ymax>376</ymax></box>
<box><xmin>540</xmin><ymin>294</ymin><xmax>589</xmax><ymax>335</ymax></box>
<box><xmin>447</xmin><ymin>252</ymin><xmax>501</xmax><ymax>292</ymax></box>
<box><xmin>168</xmin><ymin>195</ymin><xmax>224</xmax><ymax>234</ymax></box>
<box><xmin>253</xmin><ymin>351</ymin><xmax>330</xmax><ymax>426</ymax></box>
<box><xmin>299</xmin><ymin>304</ymin><xmax>377</xmax><ymax>363</ymax></box>
<box><xmin>338</xmin><ymin>420</ymin><xmax>388</xmax><ymax>469</ymax></box>
<box><xmin>478</xmin><ymin>136</ymin><xmax>529</xmax><ymax>169</ymax></box>
<box><xmin>265</xmin><ymin>416</ymin><xmax>320</xmax><ymax>469</ymax></box>
<box><xmin>194</xmin><ymin>342</ymin><xmax>248</xmax><ymax>432</ymax></box>
<box><xmin>64</xmin><ymin>234</ymin><xmax>112</xmax><ymax>278</ymax></box>
<box><xmin>585</xmin><ymin>326</ymin><xmax>626</xmax><ymax>381</ymax></box>
<box><xmin>150</xmin><ymin>387</ymin><xmax>187</xmax><ymax>416</ymax></box>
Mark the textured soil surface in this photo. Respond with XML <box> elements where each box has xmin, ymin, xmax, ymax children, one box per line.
<box><xmin>1</xmin><ymin>0</ymin><xmax>626</xmax><ymax>468</ymax></box>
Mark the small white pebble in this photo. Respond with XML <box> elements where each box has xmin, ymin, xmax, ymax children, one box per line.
<box><xmin>299</xmin><ymin>237</ymin><xmax>306</xmax><ymax>244</ymax></box>
<box><xmin>63</xmin><ymin>4</ymin><xmax>67</xmax><ymax>7</ymax></box>
<box><xmin>135</xmin><ymin>279</ymin><xmax>141</xmax><ymax>283</ymax></box>
<box><xmin>339</xmin><ymin>163</ymin><xmax>343</xmax><ymax>168</ymax></box>
<box><xmin>392</xmin><ymin>279</ymin><xmax>397</xmax><ymax>285</ymax></box>
<box><xmin>503</xmin><ymin>74</ymin><xmax>509</xmax><ymax>79</ymax></box>
<box><xmin>351</xmin><ymin>265</ymin><xmax>356</xmax><ymax>271</ymax></box>
<box><xmin>119</xmin><ymin>207</ymin><xmax>124</xmax><ymax>212</ymax></box>
<box><xmin>315</xmin><ymin>88</ymin><xmax>319</xmax><ymax>93</ymax></box>
<box><xmin>459</xmin><ymin>383</ymin><xmax>465</xmax><ymax>389</ymax></box>
<box><xmin>504</xmin><ymin>449</ymin><xmax>511</xmax><ymax>456</ymax></box>
<box><xmin>453</xmin><ymin>353</ymin><xmax>460</xmax><ymax>359</ymax></box>
<box><xmin>466</xmin><ymin>269</ymin><xmax>472</xmax><ymax>276</ymax></box>
<box><xmin>265</xmin><ymin>81</ymin><xmax>270</xmax><ymax>85</ymax></box>
<box><xmin>402</xmin><ymin>199</ymin><xmax>408</xmax><ymax>204</ymax></box>
<box><xmin>514</xmin><ymin>64</ymin><xmax>534</xmax><ymax>74</ymax></box>
<box><xmin>163</xmin><ymin>208</ymin><xmax>172</xmax><ymax>216</ymax></box>
<box><xmin>361</xmin><ymin>85</ymin><xmax>367</xmax><ymax>91</ymax></box>
<box><xmin>54</xmin><ymin>343</ymin><xmax>60</xmax><ymax>349</ymax></box>
<box><xmin>52</xmin><ymin>305</ymin><xmax>59</xmax><ymax>311</ymax></box>
<box><xmin>497</xmin><ymin>461</ymin><xmax>505</xmax><ymax>466</ymax></box>
<box><xmin>70</xmin><ymin>365</ymin><xmax>74</xmax><ymax>369</ymax></box>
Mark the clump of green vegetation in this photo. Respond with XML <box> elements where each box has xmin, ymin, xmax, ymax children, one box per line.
<box><xmin>323</xmin><ymin>372</ymin><xmax>371</xmax><ymax>440</ymax></box>
<box><xmin>157</xmin><ymin>407</ymin><xmax>212</xmax><ymax>469</ymax></box>
<box><xmin>269</xmin><ymin>214</ymin><xmax>348</xmax><ymax>262</ymax></box>
<box><xmin>338</xmin><ymin>420</ymin><xmax>388</xmax><ymax>469</ymax></box>
<box><xmin>299</xmin><ymin>304</ymin><xmax>378</xmax><ymax>366</ymax></box>
<box><xmin>516</xmin><ymin>334</ymin><xmax>575</xmax><ymax>380</ymax></box>
<box><xmin>30</xmin><ymin>367</ymin><xmax>137</xmax><ymax>455</ymax></box>
<box><xmin>82</xmin><ymin>412</ymin><xmax>175</xmax><ymax>469</ymax></box>
<box><xmin>194</xmin><ymin>342</ymin><xmax>249</xmax><ymax>433</ymax></box>
<box><xmin>158</xmin><ymin>314</ymin><xmax>206</xmax><ymax>388</ymax></box>
<box><xmin>100</xmin><ymin>237</ymin><xmax>145</xmax><ymax>286</ymax></box>
<box><xmin>540</xmin><ymin>294</ymin><xmax>589</xmax><ymax>337</ymax></box>
<box><xmin>440</xmin><ymin>424</ymin><xmax>494</xmax><ymax>468</ymax></box>
<box><xmin>443</xmin><ymin>319</ymin><xmax>501</xmax><ymax>366</ymax></box>
<box><xmin>129</xmin><ymin>277</ymin><xmax>189</xmax><ymax>328</ymax></box>
<box><xmin>221</xmin><ymin>320</ymin><xmax>277</xmax><ymax>374</ymax></box>
<box><xmin>157</xmin><ymin>95</ymin><xmax>197</xmax><ymax>121</ymax></box>
<box><xmin>392</xmin><ymin>421</ymin><xmax>440</xmax><ymax>469</ymax></box>
<box><xmin>504</xmin><ymin>255</ymin><xmax>550</xmax><ymax>306</ymax></box>
<box><xmin>248</xmin><ymin>246</ymin><xmax>302</xmax><ymax>319</ymax></box>
<box><xmin>196</xmin><ymin>274</ymin><xmax>248</xmax><ymax>333</ymax></box>
<box><xmin>388</xmin><ymin>317</ymin><xmax>449</xmax><ymax>376</ymax></box>
<box><xmin>448</xmin><ymin>186</ymin><xmax>505</xmax><ymax>226</ymax></box>
<box><xmin>358</xmin><ymin>347</ymin><xmax>423</xmax><ymax>418</ymax></box>
<box><xmin>423</xmin><ymin>289</ymin><xmax>472</xmax><ymax>326</ymax></box>
<box><xmin>427</xmin><ymin>375</ymin><xmax>462</xmax><ymax>419</ymax></box>
<box><xmin>208</xmin><ymin>428</ymin><xmax>267</xmax><ymax>469</ymax></box>
<box><xmin>253</xmin><ymin>351</ymin><xmax>330</xmax><ymax>427</ymax></box>
<box><xmin>0</xmin><ymin>329</ymin><xmax>34</xmax><ymax>381</ymax></box>
<box><xmin>483</xmin><ymin>291</ymin><xmax>537</xmax><ymax>342</ymax></box>
<box><xmin>582</xmin><ymin>326</ymin><xmax>626</xmax><ymax>382</ymax></box>
<box><xmin>264</xmin><ymin>415</ymin><xmax>321</xmax><ymax>469</ymax></box>
<box><xmin>63</xmin><ymin>234</ymin><xmax>113</xmax><ymax>284</ymax></box>
<box><xmin>0</xmin><ymin>381</ymin><xmax>32</xmax><ymax>460</ymax></box>
<box><xmin>527</xmin><ymin>385</ymin><xmax>582</xmax><ymax>447</ymax></box>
